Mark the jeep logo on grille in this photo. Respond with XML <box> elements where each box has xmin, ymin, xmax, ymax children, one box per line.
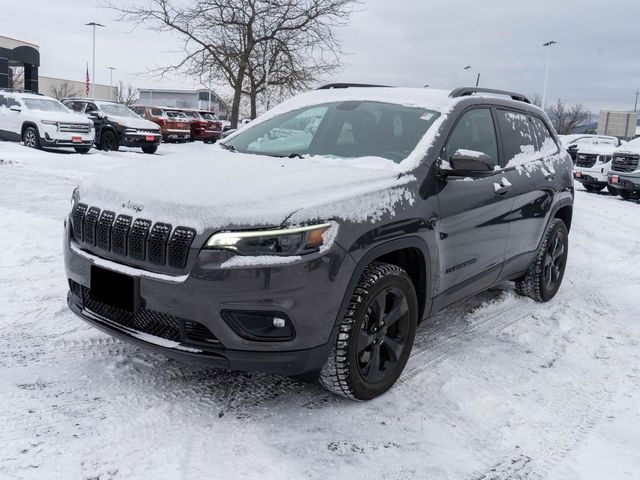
<box><xmin>122</xmin><ymin>200</ymin><xmax>144</xmax><ymax>213</ymax></box>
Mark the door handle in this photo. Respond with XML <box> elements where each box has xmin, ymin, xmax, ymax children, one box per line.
<box><xmin>493</xmin><ymin>179</ymin><xmax>512</xmax><ymax>195</ymax></box>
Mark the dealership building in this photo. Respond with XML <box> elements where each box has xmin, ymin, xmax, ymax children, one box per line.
<box><xmin>0</xmin><ymin>35</ymin><xmax>39</xmax><ymax>91</ymax></box>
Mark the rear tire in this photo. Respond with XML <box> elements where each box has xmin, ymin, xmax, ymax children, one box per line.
<box><xmin>100</xmin><ymin>131</ymin><xmax>119</xmax><ymax>151</ymax></box>
<box><xmin>606</xmin><ymin>185</ymin><xmax>619</xmax><ymax>195</ymax></box>
<box><xmin>620</xmin><ymin>190</ymin><xmax>634</xmax><ymax>200</ymax></box>
<box><xmin>583</xmin><ymin>184</ymin><xmax>604</xmax><ymax>192</ymax></box>
<box><xmin>74</xmin><ymin>146</ymin><xmax>91</xmax><ymax>154</ymax></box>
<box><xmin>515</xmin><ymin>219</ymin><xmax>569</xmax><ymax>302</ymax></box>
<box><xmin>22</xmin><ymin>126</ymin><xmax>41</xmax><ymax>149</ymax></box>
<box><xmin>319</xmin><ymin>262</ymin><xmax>418</xmax><ymax>401</ymax></box>
<box><xmin>141</xmin><ymin>145</ymin><xmax>158</xmax><ymax>154</ymax></box>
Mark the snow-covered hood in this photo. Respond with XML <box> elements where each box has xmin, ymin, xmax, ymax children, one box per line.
<box><xmin>106</xmin><ymin>114</ymin><xmax>159</xmax><ymax>130</ymax></box>
<box><xmin>577</xmin><ymin>144</ymin><xmax>617</xmax><ymax>156</ymax></box>
<box><xmin>77</xmin><ymin>150</ymin><xmax>417</xmax><ymax>232</ymax></box>
<box><xmin>613</xmin><ymin>145</ymin><xmax>640</xmax><ymax>157</ymax></box>
<box><xmin>36</xmin><ymin>110</ymin><xmax>92</xmax><ymax>125</ymax></box>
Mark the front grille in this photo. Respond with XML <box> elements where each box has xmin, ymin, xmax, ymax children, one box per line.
<box><xmin>69</xmin><ymin>281</ymin><xmax>220</xmax><ymax>346</ymax></box>
<box><xmin>133</xmin><ymin>128</ymin><xmax>160</xmax><ymax>134</ymax></box>
<box><xmin>576</xmin><ymin>153</ymin><xmax>597</xmax><ymax>168</ymax></box>
<box><xmin>611</xmin><ymin>155</ymin><xmax>640</xmax><ymax>173</ymax></box>
<box><xmin>59</xmin><ymin>123</ymin><xmax>91</xmax><ymax>133</ymax></box>
<box><xmin>70</xmin><ymin>204</ymin><xmax>195</xmax><ymax>269</ymax></box>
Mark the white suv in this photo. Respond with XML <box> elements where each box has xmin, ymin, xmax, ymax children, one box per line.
<box><xmin>0</xmin><ymin>90</ymin><xmax>95</xmax><ymax>153</ymax></box>
<box><xmin>573</xmin><ymin>142</ymin><xmax>619</xmax><ymax>194</ymax></box>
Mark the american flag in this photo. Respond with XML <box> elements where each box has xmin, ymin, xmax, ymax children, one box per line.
<box><xmin>85</xmin><ymin>64</ymin><xmax>90</xmax><ymax>96</ymax></box>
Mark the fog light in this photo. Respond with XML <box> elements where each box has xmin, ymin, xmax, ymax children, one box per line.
<box><xmin>221</xmin><ymin>310</ymin><xmax>295</xmax><ymax>341</ymax></box>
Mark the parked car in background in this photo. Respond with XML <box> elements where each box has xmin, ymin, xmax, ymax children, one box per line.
<box><xmin>196</xmin><ymin>110</ymin><xmax>223</xmax><ymax>143</ymax></box>
<box><xmin>0</xmin><ymin>90</ymin><xmax>94</xmax><ymax>153</ymax></box>
<box><xmin>63</xmin><ymin>98</ymin><xmax>161</xmax><ymax>154</ymax></box>
<box><xmin>608</xmin><ymin>137</ymin><xmax>640</xmax><ymax>200</ymax></box>
<box><xmin>175</xmin><ymin>108</ymin><xmax>220</xmax><ymax>143</ymax></box>
<box><xmin>65</xmin><ymin>85</ymin><xmax>573</xmax><ymax>400</ymax></box>
<box><xmin>559</xmin><ymin>134</ymin><xmax>621</xmax><ymax>163</ymax></box>
<box><xmin>131</xmin><ymin>105</ymin><xmax>191</xmax><ymax>143</ymax></box>
<box><xmin>573</xmin><ymin>143</ymin><xmax>619</xmax><ymax>194</ymax></box>
<box><xmin>163</xmin><ymin>109</ymin><xmax>193</xmax><ymax>140</ymax></box>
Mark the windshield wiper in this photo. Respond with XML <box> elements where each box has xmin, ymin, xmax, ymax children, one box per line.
<box><xmin>220</xmin><ymin>143</ymin><xmax>236</xmax><ymax>152</ymax></box>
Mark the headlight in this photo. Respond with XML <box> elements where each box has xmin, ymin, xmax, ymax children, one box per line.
<box><xmin>41</xmin><ymin>120</ymin><xmax>58</xmax><ymax>125</ymax></box>
<box><xmin>205</xmin><ymin>222</ymin><xmax>335</xmax><ymax>256</ymax></box>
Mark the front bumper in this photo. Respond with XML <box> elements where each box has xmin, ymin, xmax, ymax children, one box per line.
<box><xmin>63</xmin><ymin>222</ymin><xmax>354</xmax><ymax>375</ymax></box>
<box><xmin>40</xmin><ymin>126</ymin><xmax>94</xmax><ymax>148</ymax></box>
<box><xmin>121</xmin><ymin>133</ymin><xmax>162</xmax><ymax>148</ymax></box>
<box><xmin>573</xmin><ymin>171</ymin><xmax>607</xmax><ymax>186</ymax></box>
<box><xmin>191</xmin><ymin>128</ymin><xmax>221</xmax><ymax>141</ymax></box>
<box><xmin>608</xmin><ymin>172</ymin><xmax>640</xmax><ymax>192</ymax></box>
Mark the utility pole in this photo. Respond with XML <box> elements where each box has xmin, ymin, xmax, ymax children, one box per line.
<box><xmin>85</xmin><ymin>22</ymin><xmax>105</xmax><ymax>98</ymax></box>
<box><xmin>634</xmin><ymin>90</ymin><xmax>640</xmax><ymax>112</ymax></box>
<box><xmin>108</xmin><ymin>66</ymin><xmax>115</xmax><ymax>101</ymax></box>
<box><xmin>541</xmin><ymin>40</ymin><xmax>558</xmax><ymax>110</ymax></box>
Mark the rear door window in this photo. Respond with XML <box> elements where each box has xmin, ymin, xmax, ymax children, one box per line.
<box><xmin>151</xmin><ymin>108</ymin><xmax>164</xmax><ymax>117</ymax></box>
<box><xmin>530</xmin><ymin>116</ymin><xmax>558</xmax><ymax>154</ymax></box>
<box><xmin>496</xmin><ymin>110</ymin><xmax>536</xmax><ymax>165</ymax></box>
<box><xmin>443</xmin><ymin>108</ymin><xmax>499</xmax><ymax>169</ymax></box>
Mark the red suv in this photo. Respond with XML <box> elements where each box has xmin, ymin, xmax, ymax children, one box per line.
<box><xmin>178</xmin><ymin>109</ymin><xmax>222</xmax><ymax>143</ymax></box>
<box><xmin>131</xmin><ymin>106</ymin><xmax>191</xmax><ymax>143</ymax></box>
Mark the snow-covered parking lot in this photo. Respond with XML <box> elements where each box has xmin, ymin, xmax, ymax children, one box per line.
<box><xmin>1</xmin><ymin>141</ymin><xmax>639</xmax><ymax>480</ymax></box>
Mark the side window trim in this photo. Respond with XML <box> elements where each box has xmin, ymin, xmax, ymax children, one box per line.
<box><xmin>440</xmin><ymin>105</ymin><xmax>503</xmax><ymax>174</ymax></box>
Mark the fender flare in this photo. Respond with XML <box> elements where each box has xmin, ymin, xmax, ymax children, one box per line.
<box><xmin>332</xmin><ymin>236</ymin><xmax>433</xmax><ymax>331</ymax></box>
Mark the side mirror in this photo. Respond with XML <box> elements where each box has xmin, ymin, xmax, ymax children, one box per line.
<box><xmin>446</xmin><ymin>149</ymin><xmax>494</xmax><ymax>173</ymax></box>
<box><xmin>9</xmin><ymin>105</ymin><xmax>21</xmax><ymax>112</ymax></box>
<box><xmin>88</xmin><ymin>111</ymin><xmax>99</xmax><ymax>117</ymax></box>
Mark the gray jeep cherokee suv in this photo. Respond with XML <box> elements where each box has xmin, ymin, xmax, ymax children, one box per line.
<box><xmin>65</xmin><ymin>85</ymin><xmax>574</xmax><ymax>400</ymax></box>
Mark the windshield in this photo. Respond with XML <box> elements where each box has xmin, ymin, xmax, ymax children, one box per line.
<box><xmin>166</xmin><ymin>111</ymin><xmax>188</xmax><ymax>119</ymax></box>
<box><xmin>22</xmin><ymin>98</ymin><xmax>69</xmax><ymax>112</ymax></box>
<box><xmin>223</xmin><ymin>101</ymin><xmax>441</xmax><ymax>163</ymax></box>
<box><xmin>99</xmin><ymin>104</ymin><xmax>139</xmax><ymax>118</ymax></box>
<box><xmin>183</xmin><ymin>111</ymin><xmax>200</xmax><ymax>119</ymax></box>
<box><xmin>200</xmin><ymin>113</ymin><xmax>218</xmax><ymax>121</ymax></box>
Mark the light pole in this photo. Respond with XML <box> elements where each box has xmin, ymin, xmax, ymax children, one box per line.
<box><xmin>107</xmin><ymin>66</ymin><xmax>115</xmax><ymax>101</ymax></box>
<box><xmin>85</xmin><ymin>22</ymin><xmax>105</xmax><ymax>98</ymax></box>
<box><xmin>634</xmin><ymin>90</ymin><xmax>640</xmax><ymax>113</ymax></box>
<box><xmin>541</xmin><ymin>40</ymin><xmax>558</xmax><ymax>110</ymax></box>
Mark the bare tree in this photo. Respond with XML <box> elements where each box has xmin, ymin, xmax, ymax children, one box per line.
<box><xmin>50</xmin><ymin>81</ymin><xmax>80</xmax><ymax>100</ymax></box>
<box><xmin>11</xmin><ymin>67</ymin><xmax>25</xmax><ymax>90</ymax></box>
<box><xmin>546</xmin><ymin>99</ymin><xmax>592</xmax><ymax>135</ymax></box>
<box><xmin>108</xmin><ymin>0</ymin><xmax>358</xmax><ymax>128</ymax></box>
<box><xmin>116</xmin><ymin>81</ymin><xmax>138</xmax><ymax>106</ymax></box>
<box><xmin>242</xmin><ymin>35</ymin><xmax>338</xmax><ymax>118</ymax></box>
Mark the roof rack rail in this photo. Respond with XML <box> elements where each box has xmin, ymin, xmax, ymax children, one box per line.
<box><xmin>316</xmin><ymin>83</ymin><xmax>392</xmax><ymax>90</ymax></box>
<box><xmin>449</xmin><ymin>87</ymin><xmax>531</xmax><ymax>104</ymax></box>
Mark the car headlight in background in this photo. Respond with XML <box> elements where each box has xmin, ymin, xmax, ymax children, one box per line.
<box><xmin>205</xmin><ymin>222</ymin><xmax>335</xmax><ymax>256</ymax></box>
<box><xmin>41</xmin><ymin>120</ymin><xmax>58</xmax><ymax>126</ymax></box>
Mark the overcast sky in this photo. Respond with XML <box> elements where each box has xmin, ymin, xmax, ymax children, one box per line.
<box><xmin>3</xmin><ymin>0</ymin><xmax>639</xmax><ymax>112</ymax></box>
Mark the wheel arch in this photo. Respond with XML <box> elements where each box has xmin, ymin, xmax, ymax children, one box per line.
<box><xmin>335</xmin><ymin>237</ymin><xmax>432</xmax><ymax>329</ymax></box>
<box><xmin>21</xmin><ymin>121</ymin><xmax>39</xmax><ymax>136</ymax></box>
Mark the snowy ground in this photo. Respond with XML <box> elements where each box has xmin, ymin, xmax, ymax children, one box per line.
<box><xmin>1</xmin><ymin>141</ymin><xmax>639</xmax><ymax>480</ymax></box>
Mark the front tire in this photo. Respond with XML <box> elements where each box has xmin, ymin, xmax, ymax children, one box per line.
<box><xmin>515</xmin><ymin>218</ymin><xmax>569</xmax><ymax>302</ymax></box>
<box><xmin>320</xmin><ymin>262</ymin><xmax>418</xmax><ymax>400</ymax></box>
<box><xmin>607</xmin><ymin>185</ymin><xmax>619</xmax><ymax>196</ymax></box>
<box><xmin>620</xmin><ymin>190</ymin><xmax>634</xmax><ymax>200</ymax></box>
<box><xmin>100</xmin><ymin>131</ymin><xmax>119</xmax><ymax>151</ymax></box>
<box><xmin>141</xmin><ymin>145</ymin><xmax>158</xmax><ymax>154</ymax></box>
<box><xmin>22</xmin><ymin>126</ymin><xmax>41</xmax><ymax>149</ymax></box>
<box><xmin>583</xmin><ymin>184</ymin><xmax>604</xmax><ymax>193</ymax></box>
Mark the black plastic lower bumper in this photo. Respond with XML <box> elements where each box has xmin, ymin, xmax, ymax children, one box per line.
<box><xmin>574</xmin><ymin>173</ymin><xmax>606</xmax><ymax>186</ymax></box>
<box><xmin>608</xmin><ymin>174</ymin><xmax>640</xmax><ymax>192</ymax></box>
<box><xmin>67</xmin><ymin>292</ymin><xmax>331</xmax><ymax>376</ymax></box>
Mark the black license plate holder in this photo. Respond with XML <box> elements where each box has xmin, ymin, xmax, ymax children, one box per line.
<box><xmin>90</xmin><ymin>265</ymin><xmax>140</xmax><ymax>313</ymax></box>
